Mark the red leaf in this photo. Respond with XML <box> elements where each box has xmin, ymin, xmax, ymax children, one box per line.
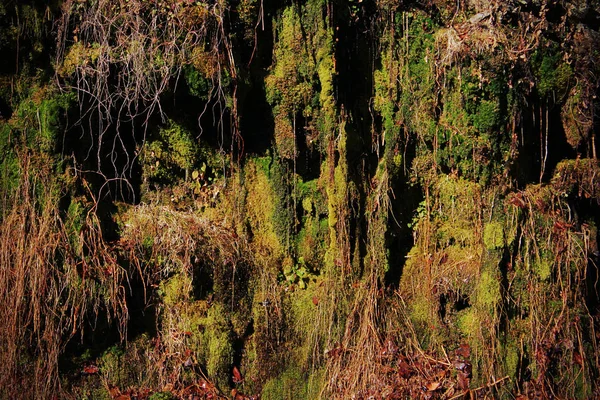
<box><xmin>231</xmin><ymin>388</ymin><xmax>250</xmax><ymax>400</ymax></box>
<box><xmin>108</xmin><ymin>386</ymin><xmax>121</xmax><ymax>397</ymax></box>
<box><xmin>233</xmin><ymin>366</ymin><xmax>244</xmax><ymax>384</ymax></box>
<box><xmin>312</xmin><ymin>296</ymin><xmax>319</xmax><ymax>306</ymax></box>
<box><xmin>456</xmin><ymin>343</ymin><xmax>471</xmax><ymax>359</ymax></box>
<box><xmin>82</xmin><ymin>365</ymin><xmax>99</xmax><ymax>375</ymax></box>
<box><xmin>398</xmin><ymin>361</ymin><xmax>412</xmax><ymax>378</ymax></box>
<box><xmin>574</xmin><ymin>351</ymin><xmax>583</xmax><ymax>366</ymax></box>
<box><xmin>457</xmin><ymin>371</ymin><xmax>470</xmax><ymax>390</ymax></box>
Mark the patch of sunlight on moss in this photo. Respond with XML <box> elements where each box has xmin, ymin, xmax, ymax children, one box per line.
<box><xmin>160</xmin><ymin>273</ymin><xmax>192</xmax><ymax>306</ymax></box>
<box><xmin>302</xmin><ymin>196</ymin><xmax>313</xmax><ymax>214</ymax></box>
<box><xmin>437</xmin><ymin>223</ymin><xmax>476</xmax><ymax>247</ymax></box>
<box><xmin>411</xmin><ymin>296</ymin><xmax>434</xmax><ymax>325</ymax></box>
<box><xmin>483</xmin><ymin>222</ymin><xmax>504</xmax><ymax>250</ymax></box>
<box><xmin>534</xmin><ymin>254</ymin><xmax>552</xmax><ymax>281</ymax></box>
<box><xmin>160</xmin><ymin>120</ymin><xmax>198</xmax><ymax>171</ymax></box>
<box><xmin>203</xmin><ymin>304</ymin><xmax>234</xmax><ymax>389</ymax></box>
<box><xmin>166</xmin><ymin>300</ymin><xmax>233</xmax><ymax>390</ymax></box>
<box><xmin>504</xmin><ymin>340</ymin><xmax>519</xmax><ymax>378</ymax></box>
<box><xmin>245</xmin><ymin>158</ymin><xmax>283</xmax><ymax>261</ymax></box>
<box><xmin>476</xmin><ymin>270</ymin><xmax>500</xmax><ymax>312</ymax></box>
<box><xmin>457</xmin><ymin>308</ymin><xmax>479</xmax><ymax>337</ymax></box>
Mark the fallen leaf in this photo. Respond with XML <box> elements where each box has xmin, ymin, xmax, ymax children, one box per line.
<box><xmin>82</xmin><ymin>364</ymin><xmax>99</xmax><ymax>375</ymax></box>
<box><xmin>232</xmin><ymin>388</ymin><xmax>251</xmax><ymax>400</ymax></box>
<box><xmin>233</xmin><ymin>366</ymin><xmax>244</xmax><ymax>384</ymax></box>
<box><xmin>426</xmin><ymin>381</ymin><xmax>441</xmax><ymax>391</ymax></box>
<box><xmin>109</xmin><ymin>386</ymin><xmax>121</xmax><ymax>397</ymax></box>
<box><xmin>458</xmin><ymin>371</ymin><xmax>470</xmax><ymax>390</ymax></box>
<box><xmin>398</xmin><ymin>360</ymin><xmax>412</xmax><ymax>378</ymax></box>
<box><xmin>312</xmin><ymin>296</ymin><xmax>319</xmax><ymax>306</ymax></box>
<box><xmin>456</xmin><ymin>343</ymin><xmax>471</xmax><ymax>358</ymax></box>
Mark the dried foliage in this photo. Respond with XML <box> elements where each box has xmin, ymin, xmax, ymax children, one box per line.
<box><xmin>0</xmin><ymin>153</ymin><xmax>128</xmax><ymax>398</ymax></box>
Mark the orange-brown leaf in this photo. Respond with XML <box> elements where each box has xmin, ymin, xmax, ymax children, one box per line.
<box><xmin>82</xmin><ymin>364</ymin><xmax>99</xmax><ymax>375</ymax></box>
<box><xmin>456</xmin><ymin>343</ymin><xmax>471</xmax><ymax>358</ymax></box>
<box><xmin>233</xmin><ymin>366</ymin><xmax>244</xmax><ymax>384</ymax></box>
<box><xmin>457</xmin><ymin>371</ymin><xmax>470</xmax><ymax>390</ymax></box>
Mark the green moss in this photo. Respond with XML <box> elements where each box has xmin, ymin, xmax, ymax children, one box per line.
<box><xmin>141</xmin><ymin>120</ymin><xmax>199</xmax><ymax>183</ymax></box>
<box><xmin>287</xmin><ymin>283</ymin><xmax>326</xmax><ymax>365</ymax></box>
<box><xmin>265</xmin><ymin>0</ymin><xmax>335</xmax><ymax>153</ymax></box>
<box><xmin>161</xmin><ymin>121</ymin><xmax>198</xmax><ymax>171</ymax></box>
<box><xmin>183</xmin><ymin>65</ymin><xmax>210</xmax><ymax>100</ymax></box>
<box><xmin>98</xmin><ymin>346</ymin><xmax>126</xmax><ymax>385</ymax></box>
<box><xmin>457</xmin><ymin>308</ymin><xmax>479</xmax><ymax>337</ymax></box>
<box><xmin>533</xmin><ymin>47</ymin><xmax>573</xmax><ymax>98</ymax></box>
<box><xmin>0</xmin><ymin>128</ymin><xmax>20</xmax><ymax>203</ymax></box>
<box><xmin>504</xmin><ymin>340</ymin><xmax>520</xmax><ymax>379</ymax></box>
<box><xmin>10</xmin><ymin>86</ymin><xmax>74</xmax><ymax>153</ymax></box>
<box><xmin>533</xmin><ymin>253</ymin><xmax>552</xmax><ymax>281</ymax></box>
<box><xmin>561</xmin><ymin>83</ymin><xmax>593</xmax><ymax>149</ymax></box>
<box><xmin>160</xmin><ymin>273</ymin><xmax>192</xmax><ymax>306</ymax></box>
<box><xmin>296</xmin><ymin>215</ymin><xmax>327</xmax><ymax>268</ymax></box>
<box><xmin>476</xmin><ymin>270</ymin><xmax>500</xmax><ymax>312</ymax></box>
<box><xmin>262</xmin><ymin>366</ymin><xmax>323</xmax><ymax>400</ymax></box>
<box><xmin>202</xmin><ymin>304</ymin><xmax>234</xmax><ymax>389</ymax></box>
<box><xmin>65</xmin><ymin>198</ymin><xmax>87</xmax><ymax>252</ymax></box>
<box><xmin>574</xmin><ymin>366</ymin><xmax>592</xmax><ymax>399</ymax></box>
<box><xmin>483</xmin><ymin>222</ymin><xmax>504</xmax><ymax>250</ymax></box>
<box><xmin>148</xmin><ymin>392</ymin><xmax>176</xmax><ymax>400</ymax></box>
<box><xmin>410</xmin><ymin>296</ymin><xmax>435</xmax><ymax>327</ymax></box>
<box><xmin>323</xmin><ymin>122</ymin><xmax>348</xmax><ymax>272</ymax></box>
<box><xmin>472</xmin><ymin>99</ymin><xmax>501</xmax><ymax>133</ymax></box>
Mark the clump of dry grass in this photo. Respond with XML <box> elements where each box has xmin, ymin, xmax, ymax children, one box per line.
<box><xmin>114</xmin><ymin>203</ymin><xmax>250</xmax><ymax>391</ymax></box>
<box><xmin>0</xmin><ymin>153</ymin><xmax>128</xmax><ymax>398</ymax></box>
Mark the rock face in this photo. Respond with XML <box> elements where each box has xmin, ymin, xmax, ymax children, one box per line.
<box><xmin>0</xmin><ymin>0</ymin><xmax>599</xmax><ymax>399</ymax></box>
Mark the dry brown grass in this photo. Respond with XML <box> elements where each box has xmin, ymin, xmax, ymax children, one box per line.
<box><xmin>0</xmin><ymin>152</ymin><xmax>128</xmax><ymax>398</ymax></box>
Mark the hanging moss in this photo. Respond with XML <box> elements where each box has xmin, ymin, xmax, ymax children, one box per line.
<box><xmin>183</xmin><ymin>65</ymin><xmax>211</xmax><ymax>101</ymax></box>
<box><xmin>244</xmin><ymin>157</ymin><xmax>285</xmax><ymax>262</ymax></box>
<box><xmin>483</xmin><ymin>222</ymin><xmax>504</xmax><ymax>250</ymax></box>
<box><xmin>65</xmin><ymin>197</ymin><xmax>87</xmax><ymax>252</ymax></box>
<box><xmin>533</xmin><ymin>46</ymin><xmax>573</xmax><ymax>98</ymax></box>
<box><xmin>141</xmin><ymin>119</ymin><xmax>200</xmax><ymax>185</ymax></box>
<box><xmin>8</xmin><ymin>86</ymin><xmax>74</xmax><ymax>153</ymax></box>
<box><xmin>265</xmin><ymin>0</ymin><xmax>336</xmax><ymax>157</ymax></box>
